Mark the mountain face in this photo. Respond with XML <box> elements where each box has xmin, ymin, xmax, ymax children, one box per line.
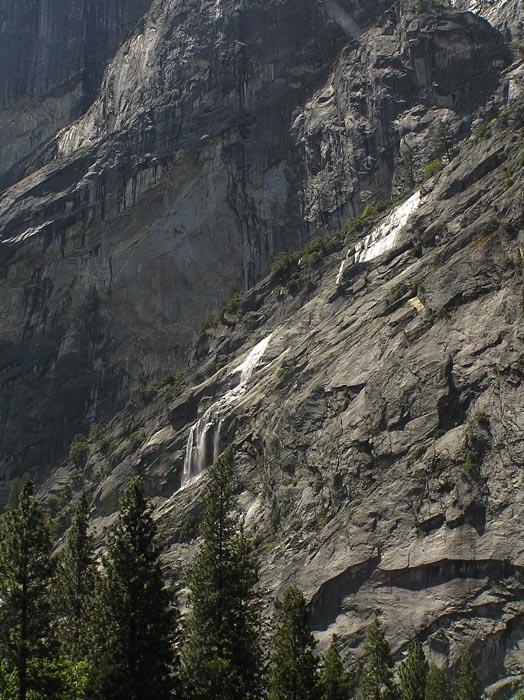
<box><xmin>0</xmin><ymin>0</ymin><xmax>523</xmax><ymax>692</ymax></box>
<box><xmin>453</xmin><ymin>0</ymin><xmax>523</xmax><ymax>39</ymax></box>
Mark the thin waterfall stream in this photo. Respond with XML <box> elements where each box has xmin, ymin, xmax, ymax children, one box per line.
<box><xmin>181</xmin><ymin>332</ymin><xmax>274</xmax><ymax>487</ymax></box>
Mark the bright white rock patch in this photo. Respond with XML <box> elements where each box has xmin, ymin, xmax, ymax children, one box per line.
<box><xmin>354</xmin><ymin>190</ymin><xmax>421</xmax><ymax>263</ymax></box>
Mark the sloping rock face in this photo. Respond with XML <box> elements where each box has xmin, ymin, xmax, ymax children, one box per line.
<box><xmin>40</xmin><ymin>76</ymin><xmax>524</xmax><ymax>692</ymax></box>
<box><xmin>0</xmin><ymin>0</ymin><xmax>389</xmax><ymax>475</ymax></box>
<box><xmin>0</xmin><ymin>1</ymin><xmax>513</xmax><ymax>482</ymax></box>
<box><xmin>1</xmin><ymin>4</ymin><xmax>524</xmax><ymax>690</ymax></box>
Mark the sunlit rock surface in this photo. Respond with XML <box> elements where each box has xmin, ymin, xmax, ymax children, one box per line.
<box><xmin>0</xmin><ymin>1</ymin><xmax>523</xmax><ymax>691</ymax></box>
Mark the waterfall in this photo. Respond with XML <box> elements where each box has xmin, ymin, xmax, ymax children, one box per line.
<box><xmin>354</xmin><ymin>190</ymin><xmax>421</xmax><ymax>263</ymax></box>
<box><xmin>336</xmin><ymin>258</ymin><xmax>347</xmax><ymax>286</ymax></box>
<box><xmin>181</xmin><ymin>333</ymin><xmax>274</xmax><ymax>487</ymax></box>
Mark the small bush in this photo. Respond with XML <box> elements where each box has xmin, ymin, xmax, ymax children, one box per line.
<box><xmin>360</xmin><ymin>199</ymin><xmax>390</xmax><ymax>221</ymax></box>
<box><xmin>68</xmin><ymin>436</ymin><xmax>89</xmax><ymax>466</ymax></box>
<box><xmin>286</xmin><ymin>272</ymin><xmax>304</xmax><ymax>295</ymax></box>
<box><xmin>423</xmin><ymin>158</ymin><xmax>444</xmax><ymax>180</ymax></box>
<box><xmin>222</xmin><ymin>290</ymin><xmax>243</xmax><ymax>316</ymax></box>
<box><xmin>473</xmin><ymin>121</ymin><xmax>491</xmax><ymax>140</ymax></box>
<box><xmin>128</xmin><ymin>386</ymin><xmax>145</xmax><ymax>406</ymax></box>
<box><xmin>271</xmin><ymin>252</ymin><xmax>298</xmax><ymax>281</ymax></box>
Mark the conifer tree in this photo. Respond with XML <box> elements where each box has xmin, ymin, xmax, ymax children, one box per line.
<box><xmin>320</xmin><ymin>634</ymin><xmax>350</xmax><ymax>700</ymax></box>
<box><xmin>53</xmin><ymin>493</ymin><xmax>97</xmax><ymax>661</ymax></box>
<box><xmin>182</xmin><ymin>450</ymin><xmax>263</xmax><ymax>700</ymax></box>
<box><xmin>425</xmin><ymin>665</ymin><xmax>451</xmax><ymax>700</ymax></box>
<box><xmin>356</xmin><ymin>614</ymin><xmax>396</xmax><ymax>700</ymax></box>
<box><xmin>268</xmin><ymin>585</ymin><xmax>319</xmax><ymax>700</ymax></box>
<box><xmin>94</xmin><ymin>478</ymin><xmax>177</xmax><ymax>700</ymax></box>
<box><xmin>0</xmin><ymin>482</ymin><xmax>54</xmax><ymax>700</ymax></box>
<box><xmin>398</xmin><ymin>639</ymin><xmax>429</xmax><ymax>700</ymax></box>
<box><xmin>455</xmin><ymin>647</ymin><xmax>481</xmax><ymax>700</ymax></box>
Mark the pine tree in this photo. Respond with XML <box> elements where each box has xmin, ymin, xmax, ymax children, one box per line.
<box><xmin>398</xmin><ymin>639</ymin><xmax>429</xmax><ymax>700</ymax></box>
<box><xmin>356</xmin><ymin>615</ymin><xmax>396</xmax><ymax>700</ymax></box>
<box><xmin>455</xmin><ymin>647</ymin><xmax>481</xmax><ymax>700</ymax></box>
<box><xmin>320</xmin><ymin>635</ymin><xmax>350</xmax><ymax>700</ymax></box>
<box><xmin>0</xmin><ymin>482</ymin><xmax>54</xmax><ymax>700</ymax></box>
<box><xmin>268</xmin><ymin>586</ymin><xmax>319</xmax><ymax>700</ymax></box>
<box><xmin>182</xmin><ymin>450</ymin><xmax>263</xmax><ymax>699</ymax></box>
<box><xmin>53</xmin><ymin>493</ymin><xmax>97</xmax><ymax>661</ymax></box>
<box><xmin>425</xmin><ymin>665</ymin><xmax>451</xmax><ymax>700</ymax></box>
<box><xmin>94</xmin><ymin>478</ymin><xmax>177</xmax><ymax>700</ymax></box>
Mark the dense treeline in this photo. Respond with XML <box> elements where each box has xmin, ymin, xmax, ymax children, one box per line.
<box><xmin>0</xmin><ymin>455</ymin><xmax>485</xmax><ymax>699</ymax></box>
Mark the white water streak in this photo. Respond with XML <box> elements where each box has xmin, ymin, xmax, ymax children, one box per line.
<box><xmin>336</xmin><ymin>258</ymin><xmax>347</xmax><ymax>286</ymax></box>
<box><xmin>181</xmin><ymin>333</ymin><xmax>274</xmax><ymax>487</ymax></box>
<box><xmin>354</xmin><ymin>190</ymin><xmax>421</xmax><ymax>263</ymax></box>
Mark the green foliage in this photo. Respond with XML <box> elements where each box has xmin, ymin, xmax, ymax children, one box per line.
<box><xmin>425</xmin><ymin>665</ymin><xmax>451</xmax><ymax>700</ymax></box>
<box><xmin>398</xmin><ymin>640</ymin><xmax>429</xmax><ymax>700</ymax></box>
<box><xmin>423</xmin><ymin>158</ymin><xmax>444</xmax><ymax>180</ymax></box>
<box><xmin>0</xmin><ymin>657</ymin><xmax>91</xmax><ymax>700</ymax></box>
<box><xmin>27</xmin><ymin>657</ymin><xmax>91</xmax><ymax>700</ymax></box>
<box><xmin>455</xmin><ymin>647</ymin><xmax>481</xmax><ymax>700</ymax></box>
<box><xmin>472</xmin><ymin>122</ymin><xmax>489</xmax><ymax>141</ymax></box>
<box><xmin>182</xmin><ymin>450</ymin><xmax>263</xmax><ymax>699</ymax></box>
<box><xmin>223</xmin><ymin>289</ymin><xmax>244</xmax><ymax>316</ymax></box>
<box><xmin>94</xmin><ymin>479</ymin><xmax>177</xmax><ymax>699</ymax></box>
<box><xmin>356</xmin><ymin>615</ymin><xmax>395</xmax><ymax>700</ymax></box>
<box><xmin>268</xmin><ymin>586</ymin><xmax>319</xmax><ymax>700</ymax></box>
<box><xmin>360</xmin><ymin>199</ymin><xmax>390</xmax><ymax>222</ymax></box>
<box><xmin>68</xmin><ymin>436</ymin><xmax>89</xmax><ymax>466</ymax></box>
<box><xmin>462</xmin><ymin>450</ymin><xmax>478</xmax><ymax>478</ymax></box>
<box><xmin>53</xmin><ymin>494</ymin><xmax>97</xmax><ymax>662</ymax></box>
<box><xmin>0</xmin><ymin>482</ymin><xmax>55</xmax><ymax>700</ymax></box>
<box><xmin>286</xmin><ymin>272</ymin><xmax>304</xmax><ymax>295</ymax></box>
<box><xmin>271</xmin><ymin>251</ymin><xmax>300</xmax><ymax>281</ymax></box>
<box><xmin>320</xmin><ymin>635</ymin><xmax>351</xmax><ymax>700</ymax></box>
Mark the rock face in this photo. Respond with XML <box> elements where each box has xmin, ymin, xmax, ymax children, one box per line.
<box><xmin>0</xmin><ymin>0</ymin><xmax>513</xmax><ymax>480</ymax></box>
<box><xmin>0</xmin><ymin>0</ymin><xmax>390</xmax><ymax>475</ymax></box>
<box><xmin>454</xmin><ymin>0</ymin><xmax>523</xmax><ymax>40</ymax></box>
<box><xmin>40</xmin><ymin>70</ymin><xmax>524</xmax><ymax>693</ymax></box>
<box><xmin>1</xmin><ymin>1</ymin><xmax>523</xmax><ymax>691</ymax></box>
<box><xmin>0</xmin><ymin>0</ymin><xmax>152</xmax><ymax>183</ymax></box>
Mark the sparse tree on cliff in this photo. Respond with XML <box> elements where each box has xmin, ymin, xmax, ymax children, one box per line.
<box><xmin>455</xmin><ymin>647</ymin><xmax>481</xmax><ymax>700</ymax></box>
<box><xmin>425</xmin><ymin>665</ymin><xmax>451</xmax><ymax>700</ymax></box>
<box><xmin>356</xmin><ymin>615</ymin><xmax>396</xmax><ymax>700</ymax></box>
<box><xmin>269</xmin><ymin>586</ymin><xmax>319</xmax><ymax>700</ymax></box>
<box><xmin>0</xmin><ymin>482</ymin><xmax>54</xmax><ymax>700</ymax></box>
<box><xmin>94</xmin><ymin>478</ymin><xmax>177</xmax><ymax>699</ymax></box>
<box><xmin>320</xmin><ymin>634</ymin><xmax>351</xmax><ymax>700</ymax></box>
<box><xmin>398</xmin><ymin>639</ymin><xmax>429</xmax><ymax>700</ymax></box>
<box><xmin>182</xmin><ymin>450</ymin><xmax>263</xmax><ymax>699</ymax></box>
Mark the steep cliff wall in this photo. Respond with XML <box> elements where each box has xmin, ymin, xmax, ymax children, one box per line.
<box><xmin>0</xmin><ymin>0</ymin><xmax>151</xmax><ymax>184</ymax></box>
<box><xmin>0</xmin><ymin>0</ymin><xmax>522</xmax><ymax>690</ymax></box>
<box><xmin>454</xmin><ymin>0</ymin><xmax>523</xmax><ymax>39</ymax></box>
<box><xmin>0</xmin><ymin>0</ymin><xmax>390</xmax><ymax>474</ymax></box>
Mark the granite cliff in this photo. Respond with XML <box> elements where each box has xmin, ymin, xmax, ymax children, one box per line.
<box><xmin>0</xmin><ymin>0</ymin><xmax>523</xmax><ymax>693</ymax></box>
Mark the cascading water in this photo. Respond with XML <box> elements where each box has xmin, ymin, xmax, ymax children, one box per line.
<box><xmin>354</xmin><ymin>190</ymin><xmax>421</xmax><ymax>263</ymax></box>
<box><xmin>181</xmin><ymin>332</ymin><xmax>274</xmax><ymax>487</ymax></box>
